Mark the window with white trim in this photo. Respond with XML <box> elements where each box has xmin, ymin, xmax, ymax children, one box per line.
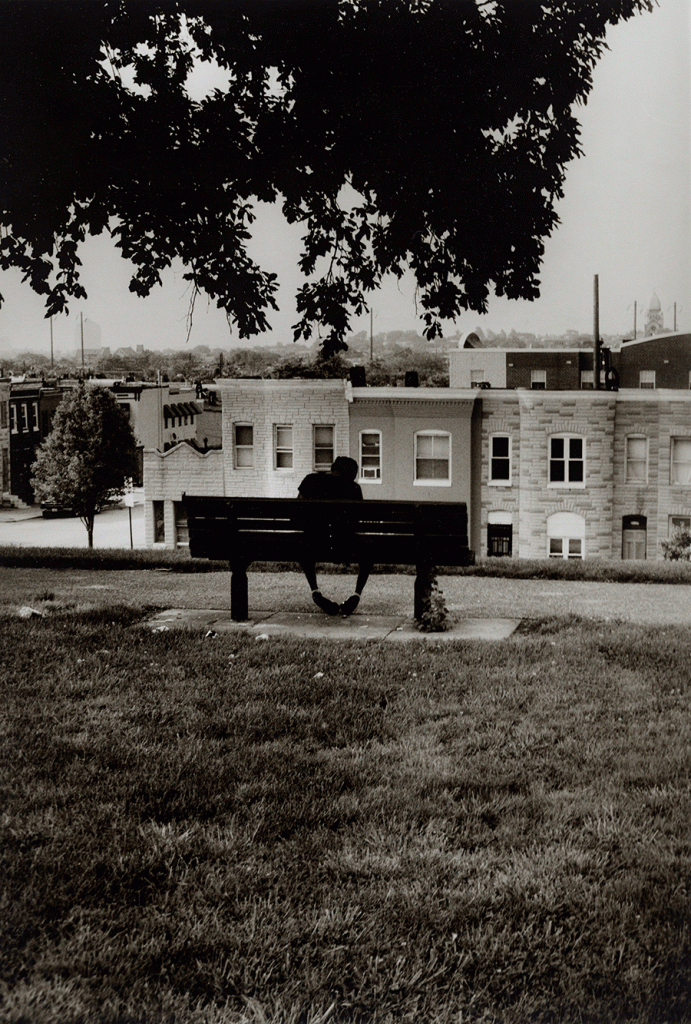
<box><xmin>549</xmin><ymin>537</ymin><xmax>584</xmax><ymax>559</ymax></box>
<box><xmin>639</xmin><ymin>370</ymin><xmax>656</xmax><ymax>389</ymax></box>
<box><xmin>10</xmin><ymin>405</ymin><xmax>17</xmax><ymax>433</ymax></box>
<box><xmin>274</xmin><ymin>425</ymin><xmax>293</xmax><ymax>469</ymax></box>
<box><xmin>414</xmin><ymin>431</ymin><xmax>451</xmax><ymax>484</ymax></box>
<box><xmin>31</xmin><ymin>401</ymin><xmax>39</xmax><ymax>432</ymax></box>
<box><xmin>549</xmin><ymin>435</ymin><xmax>584</xmax><ymax>486</ymax></box>
<box><xmin>489</xmin><ymin>434</ymin><xmax>511</xmax><ymax>484</ymax></box>
<box><xmin>669</xmin><ymin>515</ymin><xmax>691</xmax><ymax>535</ymax></box>
<box><xmin>20</xmin><ymin>403</ymin><xmax>29</xmax><ymax>432</ymax></box>
<box><xmin>234</xmin><ymin>424</ymin><xmax>254</xmax><ymax>468</ymax></box>
<box><xmin>531</xmin><ymin>369</ymin><xmax>546</xmax><ymax>389</ymax></box>
<box><xmin>547</xmin><ymin>512</ymin><xmax>585</xmax><ymax>560</ymax></box>
<box><xmin>313</xmin><ymin>425</ymin><xmax>334</xmax><ymax>471</ymax></box>
<box><xmin>359</xmin><ymin>430</ymin><xmax>382</xmax><ymax>482</ymax></box>
<box><xmin>671</xmin><ymin>438</ymin><xmax>691</xmax><ymax>485</ymax></box>
<box><xmin>625</xmin><ymin>436</ymin><xmax>648</xmax><ymax>483</ymax></box>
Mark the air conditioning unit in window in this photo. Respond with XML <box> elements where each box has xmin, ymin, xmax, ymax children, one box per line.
<box><xmin>362</xmin><ymin>467</ymin><xmax>381</xmax><ymax>479</ymax></box>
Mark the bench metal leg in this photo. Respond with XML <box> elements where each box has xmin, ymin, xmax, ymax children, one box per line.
<box><xmin>230</xmin><ymin>561</ymin><xmax>249</xmax><ymax>621</ymax></box>
<box><xmin>414</xmin><ymin>560</ymin><xmax>434</xmax><ymax>621</ymax></box>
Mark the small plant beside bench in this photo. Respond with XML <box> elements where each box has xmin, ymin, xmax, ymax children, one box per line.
<box><xmin>183</xmin><ymin>495</ymin><xmax>474</xmax><ymax>621</ymax></box>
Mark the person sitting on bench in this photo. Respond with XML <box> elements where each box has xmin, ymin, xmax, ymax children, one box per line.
<box><xmin>297</xmin><ymin>456</ymin><xmax>372</xmax><ymax>616</ymax></box>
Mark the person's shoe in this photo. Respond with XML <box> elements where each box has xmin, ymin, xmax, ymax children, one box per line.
<box><xmin>340</xmin><ymin>594</ymin><xmax>360</xmax><ymax>616</ymax></box>
<box><xmin>312</xmin><ymin>590</ymin><xmax>340</xmax><ymax>615</ymax></box>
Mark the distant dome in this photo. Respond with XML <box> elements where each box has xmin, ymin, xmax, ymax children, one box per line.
<box><xmin>649</xmin><ymin>292</ymin><xmax>661</xmax><ymax>311</ymax></box>
<box><xmin>459</xmin><ymin>330</ymin><xmax>482</xmax><ymax>349</ymax></box>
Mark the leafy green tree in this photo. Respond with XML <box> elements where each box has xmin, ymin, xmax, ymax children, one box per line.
<box><xmin>0</xmin><ymin>0</ymin><xmax>653</xmax><ymax>356</ymax></box>
<box><xmin>32</xmin><ymin>384</ymin><xmax>138</xmax><ymax>548</ymax></box>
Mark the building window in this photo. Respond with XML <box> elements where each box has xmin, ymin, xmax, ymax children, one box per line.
<box><xmin>20</xmin><ymin>403</ymin><xmax>29</xmax><ymax>432</ymax></box>
<box><xmin>639</xmin><ymin>370</ymin><xmax>656</xmax><ymax>389</ymax></box>
<box><xmin>547</xmin><ymin>511</ymin><xmax>585</xmax><ymax>559</ymax></box>
<box><xmin>669</xmin><ymin>515</ymin><xmax>691</xmax><ymax>535</ymax></box>
<box><xmin>174</xmin><ymin>502</ymin><xmax>189</xmax><ymax>546</ymax></box>
<box><xmin>31</xmin><ymin>402</ymin><xmax>39</xmax><ymax>432</ymax></box>
<box><xmin>549</xmin><ymin>537</ymin><xmax>583</xmax><ymax>559</ymax></box>
<box><xmin>580</xmin><ymin>370</ymin><xmax>594</xmax><ymax>389</ymax></box>
<box><xmin>622</xmin><ymin>515</ymin><xmax>646</xmax><ymax>560</ymax></box>
<box><xmin>234</xmin><ymin>424</ymin><xmax>254</xmax><ymax>468</ymax></box>
<box><xmin>414</xmin><ymin>431</ymin><xmax>451</xmax><ymax>484</ymax></box>
<box><xmin>10</xmin><ymin>405</ymin><xmax>17</xmax><ymax>434</ymax></box>
<box><xmin>549</xmin><ymin>435</ymin><xmax>584</xmax><ymax>486</ymax></box>
<box><xmin>470</xmin><ymin>369</ymin><xmax>486</xmax><ymax>388</ymax></box>
<box><xmin>531</xmin><ymin>369</ymin><xmax>546</xmax><ymax>390</ymax></box>
<box><xmin>313</xmin><ymin>425</ymin><xmax>334</xmax><ymax>471</ymax></box>
<box><xmin>1</xmin><ymin>447</ymin><xmax>8</xmax><ymax>492</ymax></box>
<box><xmin>671</xmin><ymin>438</ymin><xmax>691</xmax><ymax>485</ymax></box>
<box><xmin>489</xmin><ymin>434</ymin><xmax>511</xmax><ymax>485</ymax></box>
<box><xmin>487</xmin><ymin>523</ymin><xmax>512</xmax><ymax>557</ymax></box>
<box><xmin>359</xmin><ymin>430</ymin><xmax>382</xmax><ymax>481</ymax></box>
<box><xmin>0</xmin><ymin>402</ymin><xmax>6</xmax><ymax>429</ymax></box>
<box><xmin>625</xmin><ymin>436</ymin><xmax>648</xmax><ymax>483</ymax></box>
<box><xmin>274</xmin><ymin>425</ymin><xmax>293</xmax><ymax>469</ymax></box>
<box><xmin>153</xmin><ymin>501</ymin><xmax>165</xmax><ymax>544</ymax></box>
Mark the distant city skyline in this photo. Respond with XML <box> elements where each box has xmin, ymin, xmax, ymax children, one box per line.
<box><xmin>0</xmin><ymin>0</ymin><xmax>688</xmax><ymax>356</ymax></box>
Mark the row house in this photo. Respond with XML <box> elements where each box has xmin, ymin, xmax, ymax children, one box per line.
<box><xmin>6</xmin><ymin>382</ymin><xmax>64</xmax><ymax>506</ymax></box>
<box><xmin>1</xmin><ymin>377</ymin><xmax>204</xmax><ymax>507</ymax></box>
<box><xmin>0</xmin><ymin>382</ymin><xmax>9</xmax><ymax>503</ymax></box>
<box><xmin>449</xmin><ymin>331</ymin><xmax>691</xmax><ymax>392</ymax></box>
<box><xmin>143</xmin><ymin>378</ymin><xmax>691</xmax><ymax>562</ymax></box>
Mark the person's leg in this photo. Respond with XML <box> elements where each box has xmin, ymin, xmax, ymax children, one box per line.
<box><xmin>300</xmin><ymin>560</ymin><xmax>339</xmax><ymax>615</ymax></box>
<box><xmin>340</xmin><ymin>561</ymin><xmax>372</xmax><ymax>616</ymax></box>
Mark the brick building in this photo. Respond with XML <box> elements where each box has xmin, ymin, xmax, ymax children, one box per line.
<box><xmin>449</xmin><ymin>331</ymin><xmax>691</xmax><ymax>392</ymax></box>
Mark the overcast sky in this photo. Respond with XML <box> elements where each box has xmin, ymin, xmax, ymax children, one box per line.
<box><xmin>1</xmin><ymin>0</ymin><xmax>689</xmax><ymax>355</ymax></box>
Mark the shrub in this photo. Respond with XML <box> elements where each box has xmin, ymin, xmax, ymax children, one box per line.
<box><xmin>415</xmin><ymin>570</ymin><xmax>451</xmax><ymax>632</ymax></box>
<box><xmin>661</xmin><ymin>527</ymin><xmax>691</xmax><ymax>561</ymax></box>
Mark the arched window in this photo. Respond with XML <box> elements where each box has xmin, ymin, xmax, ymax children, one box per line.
<box><xmin>547</xmin><ymin>512</ymin><xmax>585</xmax><ymax>559</ymax></box>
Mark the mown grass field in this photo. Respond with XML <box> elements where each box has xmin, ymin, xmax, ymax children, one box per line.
<box><xmin>1</xmin><ymin>570</ymin><xmax>690</xmax><ymax>1023</ymax></box>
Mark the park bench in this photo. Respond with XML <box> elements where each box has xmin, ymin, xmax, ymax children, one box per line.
<box><xmin>183</xmin><ymin>494</ymin><xmax>474</xmax><ymax>621</ymax></box>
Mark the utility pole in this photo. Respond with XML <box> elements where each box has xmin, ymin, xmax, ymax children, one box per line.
<box><xmin>80</xmin><ymin>312</ymin><xmax>85</xmax><ymax>377</ymax></box>
<box><xmin>50</xmin><ymin>316</ymin><xmax>54</xmax><ymax>370</ymax></box>
<box><xmin>370</xmin><ymin>308</ymin><xmax>373</xmax><ymax>362</ymax></box>
<box><xmin>633</xmin><ymin>300</ymin><xmax>637</xmax><ymax>340</ymax></box>
<box><xmin>674</xmin><ymin>303</ymin><xmax>677</xmax><ymax>331</ymax></box>
<box><xmin>593</xmin><ymin>275</ymin><xmax>600</xmax><ymax>390</ymax></box>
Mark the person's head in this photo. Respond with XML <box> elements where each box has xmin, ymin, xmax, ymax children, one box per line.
<box><xmin>330</xmin><ymin>456</ymin><xmax>358</xmax><ymax>481</ymax></box>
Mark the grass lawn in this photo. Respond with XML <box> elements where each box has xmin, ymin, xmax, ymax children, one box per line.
<box><xmin>1</xmin><ymin>594</ymin><xmax>690</xmax><ymax>1023</ymax></box>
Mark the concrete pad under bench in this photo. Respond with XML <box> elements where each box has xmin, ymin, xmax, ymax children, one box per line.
<box><xmin>145</xmin><ymin>609</ymin><xmax>521</xmax><ymax>641</ymax></box>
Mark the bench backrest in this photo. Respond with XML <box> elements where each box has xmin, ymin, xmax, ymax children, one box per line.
<box><xmin>183</xmin><ymin>495</ymin><xmax>471</xmax><ymax>566</ymax></box>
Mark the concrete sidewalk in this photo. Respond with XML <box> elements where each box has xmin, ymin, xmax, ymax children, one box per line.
<box><xmin>146</xmin><ymin>607</ymin><xmax>521</xmax><ymax>641</ymax></box>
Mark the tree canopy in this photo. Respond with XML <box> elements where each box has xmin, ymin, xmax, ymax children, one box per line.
<box><xmin>1</xmin><ymin>0</ymin><xmax>652</xmax><ymax>357</ymax></box>
<box><xmin>32</xmin><ymin>384</ymin><xmax>138</xmax><ymax>547</ymax></box>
